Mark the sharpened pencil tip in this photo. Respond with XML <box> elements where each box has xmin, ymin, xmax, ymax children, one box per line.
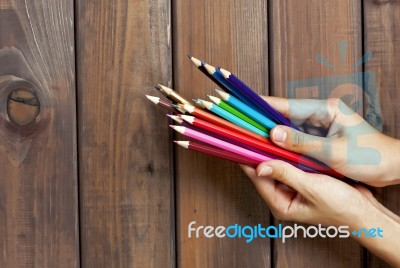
<box><xmin>219</xmin><ymin>68</ymin><xmax>231</xmax><ymax>79</ymax></box>
<box><xmin>167</xmin><ymin>114</ymin><xmax>184</xmax><ymax>123</ymax></box>
<box><xmin>187</xmin><ymin>54</ymin><xmax>192</xmax><ymax>59</ymax></box>
<box><xmin>146</xmin><ymin>95</ymin><xmax>159</xmax><ymax>104</ymax></box>
<box><xmin>203</xmin><ymin>63</ymin><xmax>216</xmax><ymax>74</ymax></box>
<box><xmin>174</xmin><ymin>140</ymin><xmax>189</xmax><ymax>148</ymax></box>
<box><xmin>169</xmin><ymin>125</ymin><xmax>185</xmax><ymax>134</ymax></box>
<box><xmin>154</xmin><ymin>84</ymin><xmax>161</xmax><ymax>91</ymax></box>
<box><xmin>189</xmin><ymin>56</ymin><xmax>202</xmax><ymax>67</ymax></box>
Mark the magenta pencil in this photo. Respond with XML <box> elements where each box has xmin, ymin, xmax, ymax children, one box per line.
<box><xmin>170</xmin><ymin>125</ymin><xmax>272</xmax><ymax>162</ymax></box>
<box><xmin>175</xmin><ymin>140</ymin><xmax>260</xmax><ymax>167</ymax></box>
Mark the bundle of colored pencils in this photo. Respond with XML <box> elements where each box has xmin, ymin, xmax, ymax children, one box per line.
<box><xmin>146</xmin><ymin>56</ymin><xmax>343</xmax><ymax>179</ymax></box>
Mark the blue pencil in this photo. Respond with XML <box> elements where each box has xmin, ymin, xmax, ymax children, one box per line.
<box><xmin>199</xmin><ymin>100</ymin><xmax>269</xmax><ymax>138</ymax></box>
<box><xmin>219</xmin><ymin>68</ymin><xmax>298</xmax><ymax>130</ymax></box>
<box><xmin>188</xmin><ymin>55</ymin><xmax>230</xmax><ymax>92</ymax></box>
<box><xmin>202</xmin><ymin>63</ymin><xmax>263</xmax><ymax>113</ymax></box>
<box><xmin>215</xmin><ymin>89</ymin><xmax>277</xmax><ymax>130</ymax></box>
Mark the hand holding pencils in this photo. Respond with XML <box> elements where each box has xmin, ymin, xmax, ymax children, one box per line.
<box><xmin>146</xmin><ymin>56</ymin><xmax>344</xmax><ymax>179</ymax></box>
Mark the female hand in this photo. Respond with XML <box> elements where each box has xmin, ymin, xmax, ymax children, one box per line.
<box><xmin>264</xmin><ymin>97</ymin><xmax>400</xmax><ymax>186</ymax></box>
<box><xmin>241</xmin><ymin>160</ymin><xmax>373</xmax><ymax>227</ymax></box>
<box><xmin>241</xmin><ymin>161</ymin><xmax>400</xmax><ymax>266</ymax></box>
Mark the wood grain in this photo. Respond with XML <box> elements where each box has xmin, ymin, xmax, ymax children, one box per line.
<box><xmin>173</xmin><ymin>1</ymin><xmax>271</xmax><ymax>267</ymax></box>
<box><xmin>364</xmin><ymin>0</ymin><xmax>400</xmax><ymax>266</ymax></box>
<box><xmin>270</xmin><ymin>0</ymin><xmax>365</xmax><ymax>267</ymax></box>
<box><xmin>0</xmin><ymin>1</ymin><xmax>79</xmax><ymax>267</ymax></box>
<box><xmin>76</xmin><ymin>0</ymin><xmax>175</xmax><ymax>267</ymax></box>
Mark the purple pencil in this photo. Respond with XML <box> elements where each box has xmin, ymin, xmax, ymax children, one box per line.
<box><xmin>219</xmin><ymin>68</ymin><xmax>298</xmax><ymax>130</ymax></box>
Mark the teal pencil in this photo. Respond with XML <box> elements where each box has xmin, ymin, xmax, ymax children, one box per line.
<box><xmin>199</xmin><ymin>100</ymin><xmax>269</xmax><ymax>138</ymax></box>
<box><xmin>215</xmin><ymin>89</ymin><xmax>277</xmax><ymax>130</ymax></box>
<box><xmin>207</xmin><ymin>95</ymin><xmax>269</xmax><ymax>133</ymax></box>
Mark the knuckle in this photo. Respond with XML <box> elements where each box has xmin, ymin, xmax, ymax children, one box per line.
<box><xmin>271</xmin><ymin>208</ymin><xmax>291</xmax><ymax>221</ymax></box>
<box><xmin>291</xmin><ymin>132</ymin><xmax>305</xmax><ymax>150</ymax></box>
<box><xmin>327</xmin><ymin>98</ymin><xmax>346</xmax><ymax>113</ymax></box>
<box><xmin>327</xmin><ymin>98</ymin><xmax>342</xmax><ymax>108</ymax></box>
<box><xmin>272</xmin><ymin>163</ymin><xmax>290</xmax><ymax>184</ymax></box>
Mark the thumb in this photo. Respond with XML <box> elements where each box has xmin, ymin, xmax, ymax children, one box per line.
<box><xmin>270</xmin><ymin>125</ymin><xmax>330</xmax><ymax>163</ymax></box>
<box><xmin>256</xmin><ymin>160</ymin><xmax>310</xmax><ymax>196</ymax></box>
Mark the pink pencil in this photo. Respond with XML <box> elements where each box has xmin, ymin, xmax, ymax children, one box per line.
<box><xmin>170</xmin><ymin>125</ymin><xmax>272</xmax><ymax>163</ymax></box>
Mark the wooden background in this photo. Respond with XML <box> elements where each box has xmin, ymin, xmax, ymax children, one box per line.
<box><xmin>0</xmin><ymin>0</ymin><xmax>398</xmax><ymax>267</ymax></box>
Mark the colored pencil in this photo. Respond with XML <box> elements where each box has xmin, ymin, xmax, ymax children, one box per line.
<box><xmin>167</xmin><ymin>114</ymin><xmax>185</xmax><ymax>124</ymax></box>
<box><xmin>146</xmin><ymin>95</ymin><xmax>177</xmax><ymax>113</ymax></box>
<box><xmin>181</xmin><ymin>103</ymin><xmax>268</xmax><ymax>142</ymax></box>
<box><xmin>175</xmin><ymin>140</ymin><xmax>260</xmax><ymax>167</ymax></box>
<box><xmin>172</xmin><ymin>104</ymin><xmax>189</xmax><ymax>114</ymax></box>
<box><xmin>171</xmin><ymin>125</ymin><xmax>273</xmax><ymax>162</ymax></box>
<box><xmin>199</xmin><ymin>100</ymin><xmax>270</xmax><ymax>138</ymax></box>
<box><xmin>180</xmin><ymin>115</ymin><xmax>342</xmax><ymax>178</ymax></box>
<box><xmin>188</xmin><ymin>55</ymin><xmax>230</xmax><ymax>92</ymax></box>
<box><xmin>192</xmin><ymin>98</ymin><xmax>206</xmax><ymax>108</ymax></box>
<box><xmin>215</xmin><ymin>89</ymin><xmax>277</xmax><ymax>130</ymax></box>
<box><xmin>207</xmin><ymin>95</ymin><xmax>268</xmax><ymax>133</ymax></box>
<box><xmin>219</xmin><ymin>68</ymin><xmax>298</xmax><ymax>130</ymax></box>
<box><xmin>155</xmin><ymin>84</ymin><xmax>190</xmax><ymax>104</ymax></box>
<box><xmin>201</xmin><ymin>62</ymin><xmax>261</xmax><ymax>111</ymax></box>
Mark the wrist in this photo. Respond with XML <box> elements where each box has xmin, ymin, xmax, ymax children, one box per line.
<box><xmin>383</xmin><ymin>138</ymin><xmax>400</xmax><ymax>186</ymax></box>
<box><xmin>348</xmin><ymin>198</ymin><xmax>384</xmax><ymax>231</ymax></box>
<box><xmin>349</xmin><ymin>197</ymin><xmax>400</xmax><ymax>266</ymax></box>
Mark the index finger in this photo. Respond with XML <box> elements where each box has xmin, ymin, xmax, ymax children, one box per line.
<box><xmin>262</xmin><ymin>97</ymin><xmax>335</xmax><ymax>128</ymax></box>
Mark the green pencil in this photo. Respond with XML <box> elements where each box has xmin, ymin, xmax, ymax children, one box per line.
<box><xmin>207</xmin><ymin>95</ymin><xmax>269</xmax><ymax>133</ymax></box>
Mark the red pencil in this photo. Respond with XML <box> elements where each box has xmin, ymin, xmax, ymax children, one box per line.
<box><xmin>181</xmin><ymin>103</ymin><xmax>268</xmax><ymax>143</ymax></box>
<box><xmin>175</xmin><ymin>140</ymin><xmax>260</xmax><ymax>167</ymax></box>
<box><xmin>180</xmin><ymin>115</ymin><xmax>343</xmax><ymax>178</ymax></box>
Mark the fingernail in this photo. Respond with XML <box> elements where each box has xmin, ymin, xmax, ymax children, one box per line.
<box><xmin>258</xmin><ymin>166</ymin><xmax>273</xmax><ymax>177</ymax></box>
<box><xmin>273</xmin><ymin>127</ymin><xmax>287</xmax><ymax>143</ymax></box>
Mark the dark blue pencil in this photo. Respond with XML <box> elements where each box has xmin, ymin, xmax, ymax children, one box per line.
<box><xmin>189</xmin><ymin>56</ymin><xmax>263</xmax><ymax>113</ymax></box>
<box><xmin>188</xmin><ymin>55</ymin><xmax>231</xmax><ymax>92</ymax></box>
<box><xmin>201</xmin><ymin>62</ymin><xmax>264</xmax><ymax>113</ymax></box>
<box><xmin>219</xmin><ymin>68</ymin><xmax>298</xmax><ymax>129</ymax></box>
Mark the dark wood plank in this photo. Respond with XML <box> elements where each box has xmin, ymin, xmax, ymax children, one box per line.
<box><xmin>76</xmin><ymin>0</ymin><xmax>174</xmax><ymax>267</ymax></box>
<box><xmin>364</xmin><ymin>0</ymin><xmax>400</xmax><ymax>266</ymax></box>
<box><xmin>0</xmin><ymin>0</ymin><xmax>79</xmax><ymax>267</ymax></box>
<box><xmin>173</xmin><ymin>1</ymin><xmax>271</xmax><ymax>267</ymax></box>
<box><xmin>270</xmin><ymin>1</ymin><xmax>364</xmax><ymax>267</ymax></box>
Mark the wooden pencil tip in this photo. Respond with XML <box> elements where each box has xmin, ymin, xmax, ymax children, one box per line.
<box><xmin>187</xmin><ymin>54</ymin><xmax>192</xmax><ymax>59</ymax></box>
<box><xmin>175</xmin><ymin>140</ymin><xmax>189</xmax><ymax>148</ymax></box>
<box><xmin>219</xmin><ymin>68</ymin><xmax>231</xmax><ymax>78</ymax></box>
<box><xmin>154</xmin><ymin>84</ymin><xmax>161</xmax><ymax>91</ymax></box>
<box><xmin>189</xmin><ymin>56</ymin><xmax>202</xmax><ymax>67</ymax></box>
<box><xmin>146</xmin><ymin>95</ymin><xmax>159</xmax><ymax>104</ymax></box>
<box><xmin>203</xmin><ymin>63</ymin><xmax>215</xmax><ymax>74</ymax></box>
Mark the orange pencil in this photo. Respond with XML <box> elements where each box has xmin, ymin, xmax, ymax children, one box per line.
<box><xmin>181</xmin><ymin>103</ymin><xmax>268</xmax><ymax>143</ymax></box>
